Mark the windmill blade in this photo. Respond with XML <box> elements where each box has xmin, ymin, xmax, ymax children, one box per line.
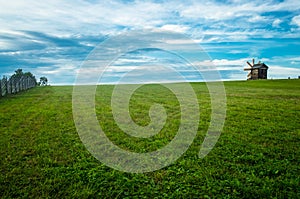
<box><xmin>246</xmin><ymin>61</ymin><xmax>253</xmax><ymax>67</ymax></box>
<box><xmin>252</xmin><ymin>58</ymin><xmax>255</xmax><ymax>65</ymax></box>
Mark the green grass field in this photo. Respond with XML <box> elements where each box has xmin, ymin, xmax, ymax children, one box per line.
<box><xmin>0</xmin><ymin>79</ymin><xmax>299</xmax><ymax>198</ymax></box>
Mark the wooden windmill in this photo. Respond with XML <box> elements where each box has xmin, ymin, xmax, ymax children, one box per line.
<box><xmin>244</xmin><ymin>59</ymin><xmax>268</xmax><ymax>80</ymax></box>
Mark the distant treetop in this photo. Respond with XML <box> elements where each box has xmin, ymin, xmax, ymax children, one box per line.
<box><xmin>39</xmin><ymin>76</ymin><xmax>48</xmax><ymax>86</ymax></box>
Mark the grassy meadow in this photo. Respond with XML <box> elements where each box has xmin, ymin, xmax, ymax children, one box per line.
<box><xmin>0</xmin><ymin>79</ymin><xmax>299</xmax><ymax>198</ymax></box>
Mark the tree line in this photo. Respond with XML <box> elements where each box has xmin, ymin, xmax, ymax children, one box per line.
<box><xmin>11</xmin><ymin>69</ymin><xmax>48</xmax><ymax>86</ymax></box>
<box><xmin>0</xmin><ymin>69</ymin><xmax>48</xmax><ymax>97</ymax></box>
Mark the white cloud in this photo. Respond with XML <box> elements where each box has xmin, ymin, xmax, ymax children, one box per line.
<box><xmin>291</xmin><ymin>15</ymin><xmax>300</xmax><ymax>27</ymax></box>
<box><xmin>178</xmin><ymin>0</ymin><xmax>300</xmax><ymax>21</ymax></box>
<box><xmin>159</xmin><ymin>25</ymin><xmax>190</xmax><ymax>33</ymax></box>
<box><xmin>248</xmin><ymin>15</ymin><xmax>268</xmax><ymax>23</ymax></box>
<box><xmin>0</xmin><ymin>0</ymin><xmax>299</xmax><ymax>44</ymax></box>
<box><xmin>287</xmin><ymin>56</ymin><xmax>300</xmax><ymax>61</ymax></box>
<box><xmin>0</xmin><ymin>0</ymin><xmax>298</xmax><ymax>37</ymax></box>
<box><xmin>0</xmin><ymin>0</ymin><xmax>170</xmax><ymax>36</ymax></box>
<box><xmin>163</xmin><ymin>39</ymin><xmax>202</xmax><ymax>44</ymax></box>
<box><xmin>211</xmin><ymin>58</ymin><xmax>249</xmax><ymax>66</ymax></box>
<box><xmin>272</xmin><ymin>19</ymin><xmax>282</xmax><ymax>28</ymax></box>
<box><xmin>269</xmin><ymin>65</ymin><xmax>300</xmax><ymax>79</ymax></box>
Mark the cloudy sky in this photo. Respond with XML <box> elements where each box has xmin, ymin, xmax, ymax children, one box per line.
<box><xmin>0</xmin><ymin>0</ymin><xmax>300</xmax><ymax>84</ymax></box>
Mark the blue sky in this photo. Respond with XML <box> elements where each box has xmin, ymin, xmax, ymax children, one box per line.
<box><xmin>0</xmin><ymin>0</ymin><xmax>300</xmax><ymax>84</ymax></box>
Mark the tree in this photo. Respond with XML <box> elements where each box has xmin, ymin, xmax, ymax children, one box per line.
<box><xmin>11</xmin><ymin>68</ymin><xmax>24</xmax><ymax>79</ymax></box>
<box><xmin>24</xmin><ymin>72</ymin><xmax>37</xmax><ymax>85</ymax></box>
<box><xmin>39</xmin><ymin>76</ymin><xmax>48</xmax><ymax>86</ymax></box>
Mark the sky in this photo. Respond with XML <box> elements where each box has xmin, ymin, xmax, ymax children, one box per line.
<box><xmin>0</xmin><ymin>0</ymin><xmax>300</xmax><ymax>85</ymax></box>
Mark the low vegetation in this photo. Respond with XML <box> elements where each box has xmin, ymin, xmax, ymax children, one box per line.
<box><xmin>0</xmin><ymin>79</ymin><xmax>299</xmax><ymax>198</ymax></box>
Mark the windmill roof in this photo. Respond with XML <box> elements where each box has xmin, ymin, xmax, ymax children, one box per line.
<box><xmin>252</xmin><ymin>63</ymin><xmax>268</xmax><ymax>69</ymax></box>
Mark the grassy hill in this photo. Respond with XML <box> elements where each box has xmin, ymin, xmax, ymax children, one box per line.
<box><xmin>0</xmin><ymin>79</ymin><xmax>299</xmax><ymax>198</ymax></box>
